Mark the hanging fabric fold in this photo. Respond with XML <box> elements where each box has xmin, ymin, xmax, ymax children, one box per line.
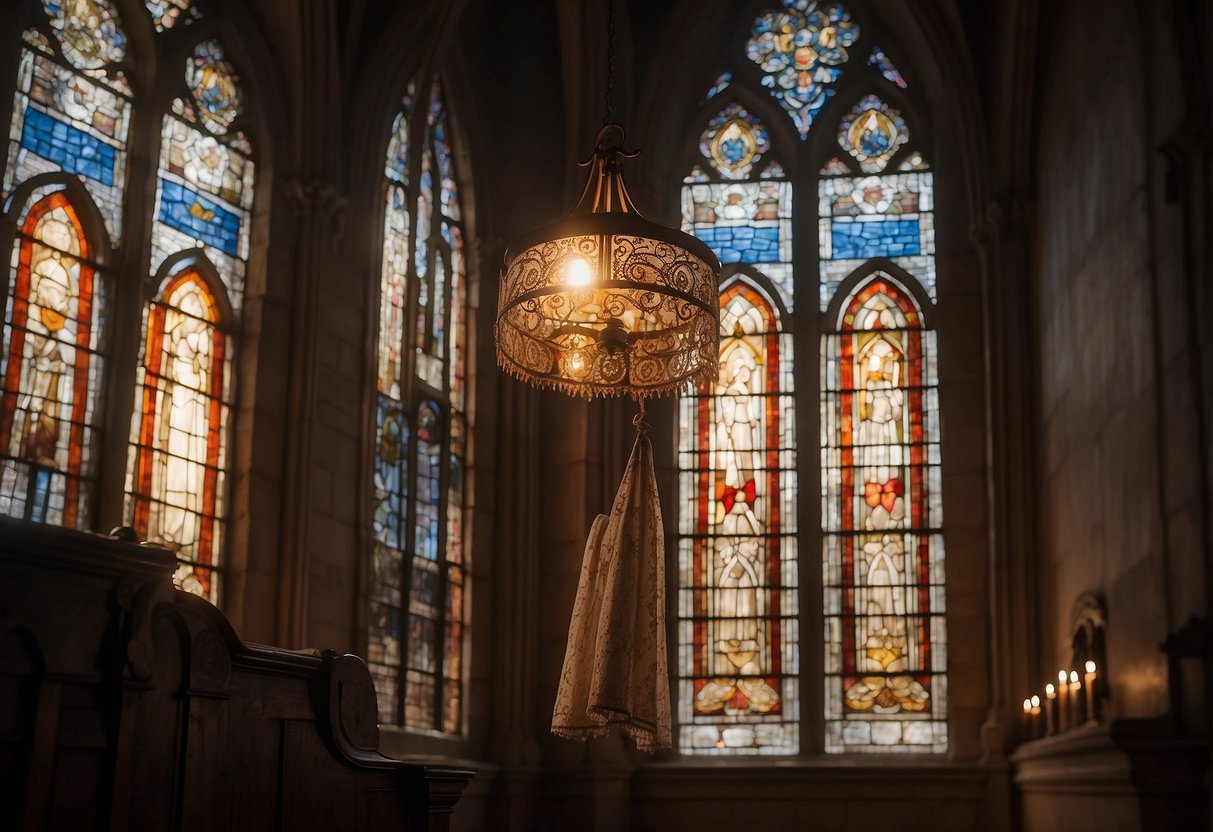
<box><xmin>551</xmin><ymin>408</ymin><xmax>671</xmax><ymax>752</ymax></box>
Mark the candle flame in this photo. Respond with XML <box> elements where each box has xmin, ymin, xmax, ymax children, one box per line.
<box><xmin>1031</xmin><ymin>695</ymin><xmax>1040</xmax><ymax>707</ymax></box>
<box><xmin>1070</xmin><ymin>670</ymin><xmax>1079</xmax><ymax>684</ymax></box>
<box><xmin>1045</xmin><ymin>683</ymin><xmax>1055</xmax><ymax>695</ymax></box>
<box><xmin>1085</xmin><ymin>660</ymin><xmax>1096</xmax><ymax>674</ymax></box>
<box><xmin>1023</xmin><ymin>698</ymin><xmax>1031</xmax><ymax>712</ymax></box>
<box><xmin>1058</xmin><ymin>670</ymin><xmax>1067</xmax><ymax>682</ymax></box>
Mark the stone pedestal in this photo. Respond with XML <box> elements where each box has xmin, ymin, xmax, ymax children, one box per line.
<box><xmin>1012</xmin><ymin>719</ymin><xmax>1207</xmax><ymax>832</ymax></box>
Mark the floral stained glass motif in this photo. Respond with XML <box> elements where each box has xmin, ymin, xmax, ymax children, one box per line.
<box><xmin>821</xmin><ymin>275</ymin><xmax>946</xmax><ymax>752</ymax></box>
<box><xmin>42</xmin><ymin>0</ymin><xmax>128</xmax><ymax>70</ymax></box>
<box><xmin>145</xmin><ymin>0</ymin><xmax>200</xmax><ymax>31</ymax></box>
<box><xmin>6</xmin><ymin>17</ymin><xmax>132</xmax><ymax>238</ymax></box>
<box><xmin>838</xmin><ymin>95</ymin><xmax>908</xmax><ymax>174</ymax></box>
<box><xmin>747</xmin><ymin>0</ymin><xmax>859</xmax><ymax>137</ymax></box>
<box><xmin>186</xmin><ymin>40</ymin><xmax>241</xmax><ymax>136</ymax></box>
<box><xmin>818</xmin><ymin>171</ymin><xmax>935</xmax><ymax>309</ymax></box>
<box><xmin>699</xmin><ymin>103</ymin><xmax>772</xmax><ymax>181</ymax></box>
<box><xmin>0</xmin><ymin>191</ymin><xmax>103</xmax><ymax>527</ymax></box>
<box><xmin>370</xmin><ymin>77</ymin><xmax>469</xmax><ymax>733</ymax></box>
<box><xmin>677</xmin><ymin>280</ymin><xmax>798</xmax><ymax>754</ymax></box>
<box><xmin>868</xmin><ymin>45</ymin><xmax>908</xmax><ymax>89</ymax></box>
<box><xmin>127</xmin><ymin>268</ymin><xmax>229</xmax><ymax>604</ymax></box>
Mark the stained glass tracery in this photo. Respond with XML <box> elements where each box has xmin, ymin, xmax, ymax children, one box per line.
<box><xmin>821</xmin><ymin>275</ymin><xmax>945</xmax><ymax>752</ymax></box>
<box><xmin>838</xmin><ymin>94</ymin><xmax>908</xmax><ymax>174</ymax></box>
<box><xmin>746</xmin><ymin>0</ymin><xmax>859</xmax><ymax>137</ymax></box>
<box><xmin>1</xmin><ymin>190</ymin><xmax>103</xmax><ymax>527</ymax></box>
<box><xmin>370</xmin><ymin>77</ymin><xmax>469</xmax><ymax>734</ymax></box>
<box><xmin>699</xmin><ymin>103</ymin><xmax>771</xmax><ymax>181</ymax></box>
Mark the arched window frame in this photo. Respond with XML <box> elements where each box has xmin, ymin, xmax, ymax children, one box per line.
<box><xmin>674</xmin><ymin>3</ymin><xmax>948</xmax><ymax>757</ymax></box>
<box><xmin>368</xmin><ymin>73</ymin><xmax>471</xmax><ymax>736</ymax></box>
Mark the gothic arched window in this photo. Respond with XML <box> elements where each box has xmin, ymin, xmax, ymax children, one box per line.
<box><xmin>676</xmin><ymin>0</ymin><xmax>945</xmax><ymax>755</ymax></box>
<box><xmin>125</xmin><ymin>37</ymin><xmax>254</xmax><ymax>604</ymax></box>
<box><xmin>2</xmin><ymin>0</ymin><xmax>131</xmax><ymax>528</ymax></box>
<box><xmin>1</xmin><ymin>188</ymin><xmax>104</xmax><ymax>525</ymax></box>
<box><xmin>369</xmin><ymin>77</ymin><xmax>470</xmax><ymax>733</ymax></box>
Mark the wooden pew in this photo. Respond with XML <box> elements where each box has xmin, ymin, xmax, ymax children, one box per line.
<box><xmin>0</xmin><ymin>519</ymin><xmax>473</xmax><ymax>831</ymax></box>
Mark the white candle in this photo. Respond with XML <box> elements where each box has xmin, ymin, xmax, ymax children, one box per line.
<box><xmin>1084</xmin><ymin>660</ymin><xmax>1098</xmax><ymax>722</ymax></box>
<box><xmin>1044</xmin><ymin>683</ymin><xmax>1057</xmax><ymax>736</ymax></box>
<box><xmin>1056</xmin><ymin>671</ymin><xmax>1069</xmax><ymax>731</ymax></box>
<box><xmin>1069</xmin><ymin>670</ymin><xmax>1082</xmax><ymax>726</ymax></box>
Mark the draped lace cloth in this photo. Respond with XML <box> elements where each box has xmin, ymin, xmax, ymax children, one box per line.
<box><xmin>551</xmin><ymin>415</ymin><xmax>671</xmax><ymax>752</ymax></box>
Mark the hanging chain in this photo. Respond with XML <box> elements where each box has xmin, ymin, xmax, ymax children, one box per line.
<box><xmin>603</xmin><ymin>2</ymin><xmax>616</xmax><ymax>124</ymax></box>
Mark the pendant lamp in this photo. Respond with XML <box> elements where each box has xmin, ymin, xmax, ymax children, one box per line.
<box><xmin>495</xmin><ymin>19</ymin><xmax>721</xmax><ymax>398</ymax></box>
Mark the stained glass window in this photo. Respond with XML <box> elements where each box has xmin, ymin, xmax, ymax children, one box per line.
<box><xmin>369</xmin><ymin>77</ymin><xmax>469</xmax><ymax>734</ymax></box>
<box><xmin>125</xmin><ymin>38</ymin><xmax>253</xmax><ymax>601</ymax></box>
<box><xmin>821</xmin><ymin>274</ymin><xmax>946</xmax><ymax>752</ymax></box>
<box><xmin>677</xmin><ymin>279</ymin><xmax>798</xmax><ymax>754</ymax></box>
<box><xmin>746</xmin><ymin>0</ymin><xmax>859</xmax><ymax>137</ymax></box>
<box><xmin>1</xmin><ymin>188</ymin><xmax>104</xmax><ymax>527</ymax></box>
<box><xmin>127</xmin><ymin>265</ymin><xmax>230</xmax><ymax>603</ymax></box>
<box><xmin>2</xmin><ymin>0</ymin><xmax>131</xmax><ymax>528</ymax></box>
<box><xmin>681</xmin><ymin>4</ymin><xmax>948</xmax><ymax>755</ymax></box>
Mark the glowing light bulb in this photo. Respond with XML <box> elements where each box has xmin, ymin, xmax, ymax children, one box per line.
<box><xmin>565</xmin><ymin>257</ymin><xmax>592</xmax><ymax>287</ymax></box>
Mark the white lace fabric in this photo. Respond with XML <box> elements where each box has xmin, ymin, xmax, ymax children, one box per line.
<box><xmin>550</xmin><ymin>421</ymin><xmax>671</xmax><ymax>752</ymax></box>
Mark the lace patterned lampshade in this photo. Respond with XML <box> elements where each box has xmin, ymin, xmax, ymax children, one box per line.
<box><xmin>496</xmin><ymin>124</ymin><xmax>721</xmax><ymax>399</ymax></box>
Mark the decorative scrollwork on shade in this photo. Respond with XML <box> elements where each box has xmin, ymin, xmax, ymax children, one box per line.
<box><xmin>496</xmin><ymin>230</ymin><xmax>719</xmax><ymax>399</ymax></box>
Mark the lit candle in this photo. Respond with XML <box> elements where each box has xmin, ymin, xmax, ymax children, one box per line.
<box><xmin>1023</xmin><ymin>698</ymin><xmax>1033</xmax><ymax>738</ymax></box>
<box><xmin>1044</xmin><ymin>683</ymin><xmax>1057</xmax><ymax>736</ymax></box>
<box><xmin>1056</xmin><ymin>671</ymin><xmax>1069</xmax><ymax>731</ymax></box>
<box><xmin>1030</xmin><ymin>695</ymin><xmax>1042</xmax><ymax>739</ymax></box>
<box><xmin>1069</xmin><ymin>670</ymin><xmax>1083</xmax><ymax>726</ymax></box>
<box><xmin>1084</xmin><ymin>660</ymin><xmax>1098</xmax><ymax>723</ymax></box>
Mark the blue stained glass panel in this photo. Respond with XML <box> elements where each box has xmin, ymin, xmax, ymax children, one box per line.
<box><xmin>20</xmin><ymin>108</ymin><xmax>116</xmax><ymax>185</ymax></box>
<box><xmin>690</xmin><ymin>224</ymin><xmax>781</xmax><ymax>264</ymax></box>
<box><xmin>830</xmin><ymin>218</ymin><xmax>921</xmax><ymax>259</ymax></box>
<box><xmin>157</xmin><ymin>179</ymin><xmax>240</xmax><ymax>255</ymax></box>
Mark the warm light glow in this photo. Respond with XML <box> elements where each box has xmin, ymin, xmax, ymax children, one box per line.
<box><xmin>1045</xmin><ymin>684</ymin><xmax>1056</xmax><ymax>697</ymax></box>
<box><xmin>1030</xmin><ymin>695</ymin><xmax>1040</xmax><ymax>707</ymax></box>
<box><xmin>1069</xmin><ymin>671</ymin><xmax>1079</xmax><ymax>684</ymax></box>
<box><xmin>1085</xmin><ymin>660</ymin><xmax>1096</xmax><ymax>674</ymax></box>
<box><xmin>1058</xmin><ymin>670</ymin><xmax>1067</xmax><ymax>683</ymax></box>
<box><xmin>564</xmin><ymin>256</ymin><xmax>593</xmax><ymax>287</ymax></box>
<box><xmin>1023</xmin><ymin>699</ymin><xmax>1031</xmax><ymax>713</ymax></box>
